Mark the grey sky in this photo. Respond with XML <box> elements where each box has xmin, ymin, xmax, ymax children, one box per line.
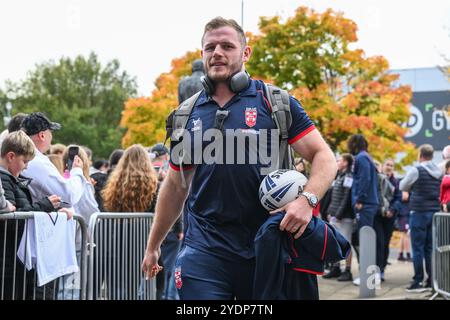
<box><xmin>0</xmin><ymin>0</ymin><xmax>449</xmax><ymax>96</ymax></box>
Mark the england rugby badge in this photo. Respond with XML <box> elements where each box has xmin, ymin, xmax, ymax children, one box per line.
<box><xmin>245</xmin><ymin>107</ymin><xmax>257</xmax><ymax>127</ymax></box>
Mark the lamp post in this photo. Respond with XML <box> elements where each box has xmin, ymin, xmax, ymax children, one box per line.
<box><xmin>241</xmin><ymin>0</ymin><xmax>244</xmax><ymax>29</ymax></box>
<box><xmin>3</xmin><ymin>101</ymin><xmax>12</xmax><ymax>127</ymax></box>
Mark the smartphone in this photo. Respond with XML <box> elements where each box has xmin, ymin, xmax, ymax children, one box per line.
<box><xmin>67</xmin><ymin>146</ymin><xmax>80</xmax><ymax>171</ymax></box>
<box><xmin>59</xmin><ymin>200</ymin><xmax>71</xmax><ymax>208</ymax></box>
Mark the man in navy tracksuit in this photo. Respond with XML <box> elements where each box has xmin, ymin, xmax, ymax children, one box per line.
<box><xmin>348</xmin><ymin>134</ymin><xmax>380</xmax><ymax>229</ymax></box>
<box><xmin>347</xmin><ymin>134</ymin><xmax>380</xmax><ymax>286</ymax></box>
<box><xmin>141</xmin><ymin>17</ymin><xmax>337</xmax><ymax>299</ymax></box>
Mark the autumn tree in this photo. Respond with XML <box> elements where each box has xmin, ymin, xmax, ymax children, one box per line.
<box><xmin>120</xmin><ymin>50</ymin><xmax>201</xmax><ymax>148</ymax></box>
<box><xmin>0</xmin><ymin>52</ymin><xmax>137</xmax><ymax>158</ymax></box>
<box><xmin>247</xmin><ymin>7</ymin><xmax>416</xmax><ymax>165</ymax></box>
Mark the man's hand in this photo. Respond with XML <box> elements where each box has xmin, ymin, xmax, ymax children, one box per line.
<box><xmin>177</xmin><ymin>232</ymin><xmax>184</xmax><ymax>241</ymax></box>
<box><xmin>270</xmin><ymin>196</ymin><xmax>312</xmax><ymax>239</ymax></box>
<box><xmin>386</xmin><ymin>209</ymin><xmax>394</xmax><ymax>218</ymax></box>
<box><xmin>141</xmin><ymin>248</ymin><xmax>163</xmax><ymax>280</ymax></box>
<box><xmin>443</xmin><ymin>204</ymin><xmax>448</xmax><ymax>213</ymax></box>
<box><xmin>47</xmin><ymin>195</ymin><xmax>61</xmax><ymax>209</ymax></box>
<box><xmin>402</xmin><ymin>191</ymin><xmax>409</xmax><ymax>202</ymax></box>
<box><xmin>58</xmin><ymin>207</ymin><xmax>73</xmax><ymax>220</ymax></box>
<box><xmin>355</xmin><ymin>203</ymin><xmax>363</xmax><ymax>210</ymax></box>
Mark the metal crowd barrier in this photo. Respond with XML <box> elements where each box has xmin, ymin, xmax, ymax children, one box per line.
<box><xmin>430</xmin><ymin>212</ymin><xmax>450</xmax><ymax>300</ymax></box>
<box><xmin>87</xmin><ymin>212</ymin><xmax>155</xmax><ymax>300</ymax></box>
<box><xmin>0</xmin><ymin>212</ymin><xmax>87</xmax><ymax>300</ymax></box>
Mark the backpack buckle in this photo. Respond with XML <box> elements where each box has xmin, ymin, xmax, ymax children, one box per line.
<box><xmin>214</xmin><ymin>109</ymin><xmax>230</xmax><ymax>132</ymax></box>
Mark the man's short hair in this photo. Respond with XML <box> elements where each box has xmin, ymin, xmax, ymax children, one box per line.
<box><xmin>442</xmin><ymin>145</ymin><xmax>450</xmax><ymax>160</ymax></box>
<box><xmin>1</xmin><ymin>130</ymin><xmax>36</xmax><ymax>159</ymax></box>
<box><xmin>93</xmin><ymin>159</ymin><xmax>108</xmax><ymax>170</ymax></box>
<box><xmin>7</xmin><ymin>113</ymin><xmax>28</xmax><ymax>133</ymax></box>
<box><xmin>419</xmin><ymin>144</ymin><xmax>434</xmax><ymax>160</ymax></box>
<box><xmin>202</xmin><ymin>17</ymin><xmax>246</xmax><ymax>47</ymax></box>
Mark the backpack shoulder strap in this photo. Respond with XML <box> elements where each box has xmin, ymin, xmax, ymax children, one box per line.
<box><xmin>263</xmin><ymin>83</ymin><xmax>293</xmax><ymax>169</ymax></box>
<box><xmin>165</xmin><ymin>90</ymin><xmax>202</xmax><ymax>144</ymax></box>
<box><xmin>164</xmin><ymin>90</ymin><xmax>202</xmax><ymax>187</ymax></box>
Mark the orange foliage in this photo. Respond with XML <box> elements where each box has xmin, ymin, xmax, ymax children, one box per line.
<box><xmin>248</xmin><ymin>6</ymin><xmax>415</xmax><ymax>166</ymax></box>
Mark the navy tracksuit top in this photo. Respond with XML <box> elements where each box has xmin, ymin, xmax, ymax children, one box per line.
<box><xmin>253</xmin><ymin>213</ymin><xmax>351</xmax><ymax>300</ymax></box>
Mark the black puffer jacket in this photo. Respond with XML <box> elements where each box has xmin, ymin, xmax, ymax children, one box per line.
<box><xmin>327</xmin><ymin>169</ymin><xmax>354</xmax><ymax>220</ymax></box>
<box><xmin>0</xmin><ymin>167</ymin><xmax>54</xmax><ymax>212</ymax></box>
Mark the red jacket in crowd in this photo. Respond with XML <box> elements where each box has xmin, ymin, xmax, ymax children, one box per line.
<box><xmin>440</xmin><ymin>174</ymin><xmax>450</xmax><ymax>205</ymax></box>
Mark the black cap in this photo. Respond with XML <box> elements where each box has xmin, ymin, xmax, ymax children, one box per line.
<box><xmin>151</xmin><ymin>143</ymin><xmax>169</xmax><ymax>157</ymax></box>
<box><xmin>21</xmin><ymin>112</ymin><xmax>62</xmax><ymax>136</ymax></box>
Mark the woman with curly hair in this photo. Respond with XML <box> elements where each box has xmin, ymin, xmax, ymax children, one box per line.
<box><xmin>99</xmin><ymin>144</ymin><xmax>159</xmax><ymax>299</ymax></box>
<box><xmin>102</xmin><ymin>144</ymin><xmax>158</xmax><ymax>212</ymax></box>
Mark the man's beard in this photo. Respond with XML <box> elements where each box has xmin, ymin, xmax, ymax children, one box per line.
<box><xmin>206</xmin><ymin>60</ymin><xmax>243</xmax><ymax>83</ymax></box>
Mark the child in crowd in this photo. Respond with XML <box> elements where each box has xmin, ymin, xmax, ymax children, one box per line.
<box><xmin>0</xmin><ymin>131</ymin><xmax>64</xmax><ymax>213</ymax></box>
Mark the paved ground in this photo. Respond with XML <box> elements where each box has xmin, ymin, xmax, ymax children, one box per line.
<box><xmin>318</xmin><ymin>232</ymin><xmax>435</xmax><ymax>300</ymax></box>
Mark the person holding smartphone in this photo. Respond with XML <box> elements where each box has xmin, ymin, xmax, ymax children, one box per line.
<box><xmin>62</xmin><ymin>145</ymin><xmax>99</xmax><ymax>223</ymax></box>
<box><xmin>59</xmin><ymin>144</ymin><xmax>98</xmax><ymax>299</ymax></box>
<box><xmin>20</xmin><ymin>112</ymin><xmax>85</xmax><ymax>209</ymax></box>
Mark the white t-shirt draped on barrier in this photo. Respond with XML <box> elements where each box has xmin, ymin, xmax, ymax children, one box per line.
<box><xmin>17</xmin><ymin>212</ymin><xmax>79</xmax><ymax>286</ymax></box>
